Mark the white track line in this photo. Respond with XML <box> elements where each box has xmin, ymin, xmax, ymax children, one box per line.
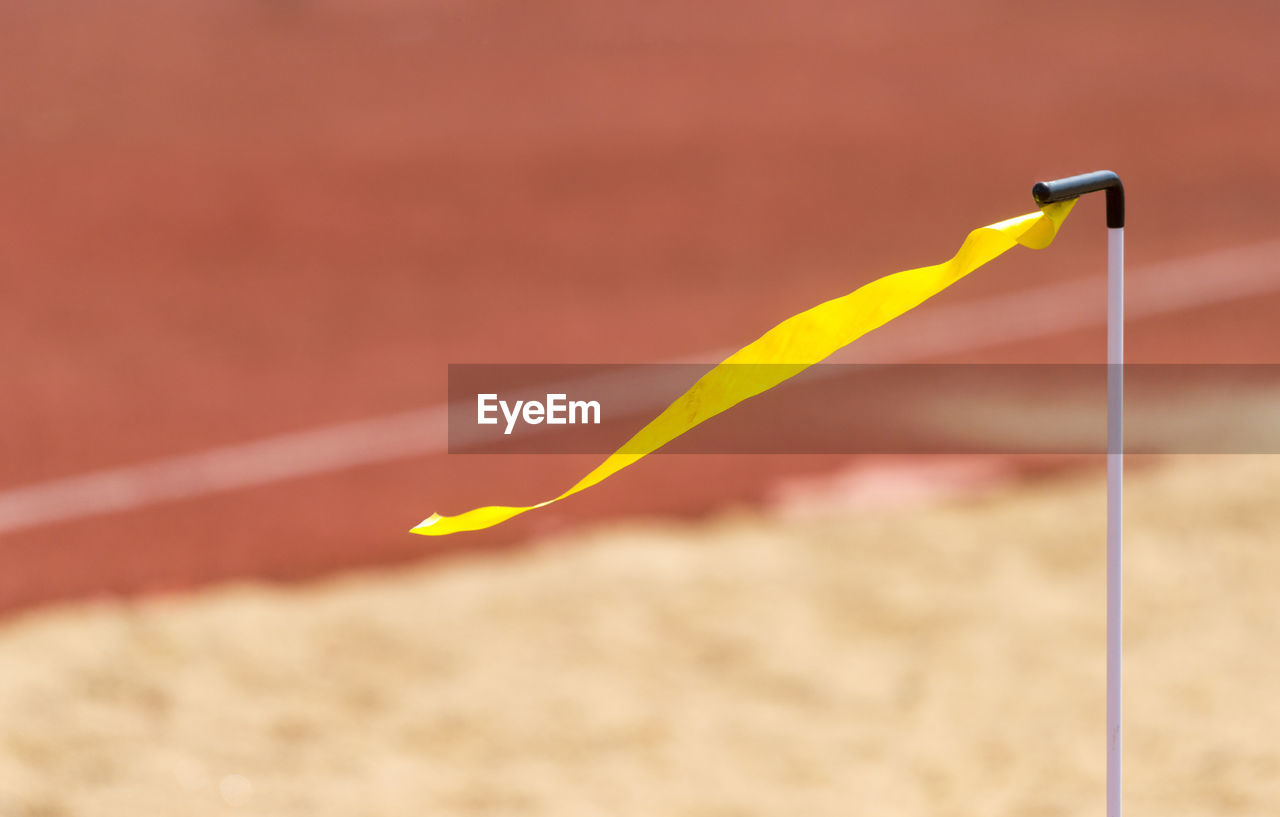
<box><xmin>2</xmin><ymin>240</ymin><xmax>1278</xmax><ymax>536</ymax></box>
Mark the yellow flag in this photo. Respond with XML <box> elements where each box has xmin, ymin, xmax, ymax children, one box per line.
<box><xmin>412</xmin><ymin>200</ymin><xmax>1074</xmax><ymax>536</ymax></box>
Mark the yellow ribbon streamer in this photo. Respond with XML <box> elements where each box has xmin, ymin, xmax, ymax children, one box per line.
<box><xmin>412</xmin><ymin>200</ymin><xmax>1074</xmax><ymax>536</ymax></box>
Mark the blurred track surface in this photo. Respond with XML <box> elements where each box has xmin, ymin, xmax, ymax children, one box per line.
<box><xmin>3</xmin><ymin>0</ymin><xmax>1278</xmax><ymax>610</ymax></box>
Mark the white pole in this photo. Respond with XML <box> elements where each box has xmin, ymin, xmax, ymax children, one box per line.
<box><xmin>1107</xmin><ymin>225</ymin><xmax>1124</xmax><ymax>817</ymax></box>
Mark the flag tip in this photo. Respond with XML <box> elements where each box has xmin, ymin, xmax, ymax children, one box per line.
<box><xmin>411</xmin><ymin>514</ymin><xmax>442</xmax><ymax>533</ymax></box>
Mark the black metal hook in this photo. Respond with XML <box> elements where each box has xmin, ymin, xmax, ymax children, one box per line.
<box><xmin>1032</xmin><ymin>170</ymin><xmax>1124</xmax><ymax>229</ymax></box>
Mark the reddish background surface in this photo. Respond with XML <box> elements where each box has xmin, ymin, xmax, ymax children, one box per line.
<box><xmin>3</xmin><ymin>1</ymin><xmax>1278</xmax><ymax>612</ymax></box>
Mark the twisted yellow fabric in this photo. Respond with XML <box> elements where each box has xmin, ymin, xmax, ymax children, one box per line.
<box><xmin>412</xmin><ymin>201</ymin><xmax>1074</xmax><ymax>536</ymax></box>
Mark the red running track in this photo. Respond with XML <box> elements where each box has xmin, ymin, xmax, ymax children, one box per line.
<box><xmin>3</xmin><ymin>0</ymin><xmax>1279</xmax><ymax>612</ymax></box>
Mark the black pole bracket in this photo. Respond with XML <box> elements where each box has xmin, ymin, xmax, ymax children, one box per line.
<box><xmin>1032</xmin><ymin>170</ymin><xmax>1124</xmax><ymax>229</ymax></box>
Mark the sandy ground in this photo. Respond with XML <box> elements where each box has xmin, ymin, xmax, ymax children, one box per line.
<box><xmin>2</xmin><ymin>456</ymin><xmax>1278</xmax><ymax>817</ymax></box>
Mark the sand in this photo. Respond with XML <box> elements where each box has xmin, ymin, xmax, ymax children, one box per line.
<box><xmin>2</xmin><ymin>456</ymin><xmax>1278</xmax><ymax>817</ymax></box>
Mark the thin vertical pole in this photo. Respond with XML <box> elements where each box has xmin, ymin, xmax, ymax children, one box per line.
<box><xmin>1106</xmin><ymin>225</ymin><xmax>1124</xmax><ymax>817</ymax></box>
<box><xmin>1032</xmin><ymin>171</ymin><xmax>1124</xmax><ymax>817</ymax></box>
